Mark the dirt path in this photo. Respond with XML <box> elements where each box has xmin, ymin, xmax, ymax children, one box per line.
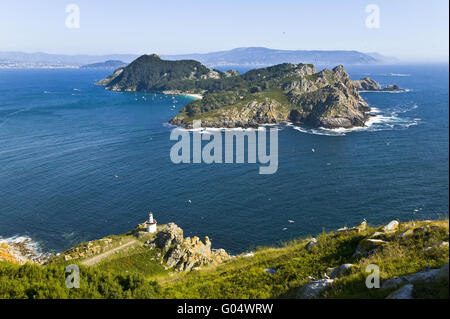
<box><xmin>81</xmin><ymin>239</ymin><xmax>138</xmax><ymax>266</ymax></box>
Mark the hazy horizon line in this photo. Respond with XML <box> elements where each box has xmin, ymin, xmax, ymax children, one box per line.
<box><xmin>0</xmin><ymin>47</ymin><xmax>448</xmax><ymax>64</ymax></box>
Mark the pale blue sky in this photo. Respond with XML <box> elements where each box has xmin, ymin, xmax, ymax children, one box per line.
<box><xmin>0</xmin><ymin>0</ymin><xmax>448</xmax><ymax>61</ymax></box>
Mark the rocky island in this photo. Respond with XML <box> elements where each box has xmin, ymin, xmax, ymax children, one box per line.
<box><xmin>97</xmin><ymin>54</ymin><xmax>379</xmax><ymax>129</ymax></box>
<box><xmin>353</xmin><ymin>77</ymin><xmax>405</xmax><ymax>92</ymax></box>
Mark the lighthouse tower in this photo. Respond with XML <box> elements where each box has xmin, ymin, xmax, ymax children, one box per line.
<box><xmin>146</xmin><ymin>213</ymin><xmax>157</xmax><ymax>233</ymax></box>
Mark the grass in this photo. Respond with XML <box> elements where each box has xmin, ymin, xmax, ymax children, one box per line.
<box><xmin>1</xmin><ymin>219</ymin><xmax>448</xmax><ymax>299</ymax></box>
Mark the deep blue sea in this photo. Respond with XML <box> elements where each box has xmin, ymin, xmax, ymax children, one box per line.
<box><xmin>0</xmin><ymin>64</ymin><xmax>448</xmax><ymax>254</ymax></box>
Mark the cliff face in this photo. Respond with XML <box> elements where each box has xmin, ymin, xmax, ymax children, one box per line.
<box><xmin>144</xmin><ymin>223</ymin><xmax>230</xmax><ymax>272</ymax></box>
<box><xmin>97</xmin><ymin>55</ymin><xmax>372</xmax><ymax>129</ymax></box>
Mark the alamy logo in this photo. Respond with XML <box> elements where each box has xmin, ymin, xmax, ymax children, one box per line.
<box><xmin>365</xmin><ymin>4</ymin><xmax>381</xmax><ymax>29</ymax></box>
<box><xmin>170</xmin><ymin>120</ymin><xmax>278</xmax><ymax>174</ymax></box>
<box><xmin>365</xmin><ymin>264</ymin><xmax>380</xmax><ymax>288</ymax></box>
<box><xmin>65</xmin><ymin>264</ymin><xmax>80</xmax><ymax>288</ymax></box>
<box><xmin>65</xmin><ymin>4</ymin><xmax>80</xmax><ymax>29</ymax></box>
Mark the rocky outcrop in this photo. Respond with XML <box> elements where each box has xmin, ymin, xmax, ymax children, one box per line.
<box><xmin>296</xmin><ymin>279</ymin><xmax>334</xmax><ymax>299</ymax></box>
<box><xmin>61</xmin><ymin>237</ymin><xmax>116</xmax><ymax>262</ymax></box>
<box><xmin>352</xmin><ymin>77</ymin><xmax>404</xmax><ymax>92</ymax></box>
<box><xmin>382</xmin><ymin>263</ymin><xmax>449</xmax><ymax>289</ymax></box>
<box><xmin>305</xmin><ymin>238</ymin><xmax>318</xmax><ymax>251</ymax></box>
<box><xmin>353</xmin><ymin>238</ymin><xmax>388</xmax><ymax>256</ymax></box>
<box><xmin>329</xmin><ymin>264</ymin><xmax>355</xmax><ymax>279</ymax></box>
<box><xmin>0</xmin><ymin>238</ymin><xmax>50</xmax><ymax>265</ymax></box>
<box><xmin>144</xmin><ymin>223</ymin><xmax>230</xmax><ymax>271</ymax></box>
<box><xmin>386</xmin><ymin>284</ymin><xmax>414</xmax><ymax>299</ymax></box>
<box><xmin>383</xmin><ymin>220</ymin><xmax>399</xmax><ymax>232</ymax></box>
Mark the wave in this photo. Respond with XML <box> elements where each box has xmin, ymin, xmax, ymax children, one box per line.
<box><xmin>0</xmin><ymin>235</ymin><xmax>51</xmax><ymax>262</ymax></box>
<box><xmin>288</xmin><ymin>104</ymin><xmax>420</xmax><ymax>136</ymax></box>
<box><xmin>358</xmin><ymin>89</ymin><xmax>411</xmax><ymax>93</ymax></box>
<box><xmin>384</xmin><ymin>73</ymin><xmax>411</xmax><ymax>77</ymax></box>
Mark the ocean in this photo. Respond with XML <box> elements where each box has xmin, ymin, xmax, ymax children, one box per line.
<box><xmin>0</xmin><ymin>64</ymin><xmax>448</xmax><ymax>255</ymax></box>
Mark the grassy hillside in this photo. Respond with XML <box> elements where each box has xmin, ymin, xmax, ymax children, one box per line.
<box><xmin>0</xmin><ymin>219</ymin><xmax>448</xmax><ymax>299</ymax></box>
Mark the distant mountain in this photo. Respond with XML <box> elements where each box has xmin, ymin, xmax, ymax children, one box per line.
<box><xmin>0</xmin><ymin>52</ymin><xmax>138</xmax><ymax>68</ymax></box>
<box><xmin>80</xmin><ymin>60</ymin><xmax>127</xmax><ymax>69</ymax></box>
<box><xmin>365</xmin><ymin>52</ymin><xmax>399</xmax><ymax>64</ymax></box>
<box><xmin>0</xmin><ymin>48</ymin><xmax>395</xmax><ymax>69</ymax></box>
<box><xmin>162</xmin><ymin>47</ymin><xmax>390</xmax><ymax>67</ymax></box>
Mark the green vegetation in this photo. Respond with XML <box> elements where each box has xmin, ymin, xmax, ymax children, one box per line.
<box><xmin>1</xmin><ymin>220</ymin><xmax>448</xmax><ymax>299</ymax></box>
<box><xmin>98</xmin><ymin>55</ymin><xmax>370</xmax><ymax>128</ymax></box>
<box><xmin>0</xmin><ymin>262</ymin><xmax>161</xmax><ymax>299</ymax></box>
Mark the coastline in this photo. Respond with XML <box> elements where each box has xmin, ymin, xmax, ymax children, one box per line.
<box><xmin>0</xmin><ymin>236</ymin><xmax>52</xmax><ymax>264</ymax></box>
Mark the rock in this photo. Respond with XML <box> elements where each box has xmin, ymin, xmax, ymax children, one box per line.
<box><xmin>438</xmin><ymin>241</ymin><xmax>449</xmax><ymax>248</ymax></box>
<box><xmin>357</xmin><ymin>220</ymin><xmax>367</xmax><ymax>232</ymax></box>
<box><xmin>386</xmin><ymin>284</ymin><xmax>414</xmax><ymax>299</ymax></box>
<box><xmin>382</xmin><ymin>84</ymin><xmax>404</xmax><ymax>92</ymax></box>
<box><xmin>330</xmin><ymin>264</ymin><xmax>355</xmax><ymax>279</ymax></box>
<box><xmin>371</xmin><ymin>232</ymin><xmax>385</xmax><ymax>238</ymax></box>
<box><xmin>305</xmin><ymin>238</ymin><xmax>318</xmax><ymax>251</ymax></box>
<box><xmin>354</xmin><ymin>238</ymin><xmax>388</xmax><ymax>256</ymax></box>
<box><xmin>382</xmin><ymin>268</ymin><xmax>442</xmax><ymax>289</ymax></box>
<box><xmin>145</xmin><ymin>223</ymin><xmax>230</xmax><ymax>271</ymax></box>
<box><xmin>352</xmin><ymin>77</ymin><xmax>382</xmax><ymax>91</ymax></box>
<box><xmin>296</xmin><ymin>279</ymin><xmax>334</xmax><ymax>299</ymax></box>
<box><xmin>383</xmin><ymin>220</ymin><xmax>399</xmax><ymax>232</ymax></box>
<box><xmin>264</xmin><ymin>268</ymin><xmax>277</xmax><ymax>275</ymax></box>
<box><xmin>150</xmin><ymin>223</ymin><xmax>184</xmax><ymax>253</ymax></box>
<box><xmin>352</xmin><ymin>77</ymin><xmax>404</xmax><ymax>92</ymax></box>
<box><xmin>397</xmin><ymin>229</ymin><xmax>414</xmax><ymax>238</ymax></box>
<box><xmin>382</xmin><ymin>277</ymin><xmax>406</xmax><ymax>289</ymax></box>
<box><xmin>337</xmin><ymin>220</ymin><xmax>366</xmax><ymax>233</ymax></box>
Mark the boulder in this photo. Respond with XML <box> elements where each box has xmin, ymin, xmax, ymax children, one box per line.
<box><xmin>383</xmin><ymin>220</ymin><xmax>399</xmax><ymax>232</ymax></box>
<box><xmin>305</xmin><ymin>238</ymin><xmax>318</xmax><ymax>251</ymax></box>
<box><xmin>386</xmin><ymin>284</ymin><xmax>414</xmax><ymax>299</ymax></box>
<box><xmin>330</xmin><ymin>264</ymin><xmax>355</xmax><ymax>279</ymax></box>
<box><xmin>354</xmin><ymin>238</ymin><xmax>388</xmax><ymax>256</ymax></box>
<box><xmin>397</xmin><ymin>229</ymin><xmax>414</xmax><ymax>238</ymax></box>
<box><xmin>382</xmin><ymin>267</ymin><xmax>444</xmax><ymax>289</ymax></box>
<box><xmin>296</xmin><ymin>279</ymin><xmax>334</xmax><ymax>299</ymax></box>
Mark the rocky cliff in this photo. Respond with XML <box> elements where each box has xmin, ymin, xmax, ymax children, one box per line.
<box><xmin>144</xmin><ymin>223</ymin><xmax>230</xmax><ymax>271</ymax></box>
<box><xmin>170</xmin><ymin>64</ymin><xmax>371</xmax><ymax>129</ymax></box>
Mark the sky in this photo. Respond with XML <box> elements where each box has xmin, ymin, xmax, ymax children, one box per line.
<box><xmin>0</xmin><ymin>0</ymin><xmax>448</xmax><ymax>62</ymax></box>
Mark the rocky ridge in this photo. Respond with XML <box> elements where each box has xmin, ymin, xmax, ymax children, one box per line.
<box><xmin>143</xmin><ymin>223</ymin><xmax>230</xmax><ymax>272</ymax></box>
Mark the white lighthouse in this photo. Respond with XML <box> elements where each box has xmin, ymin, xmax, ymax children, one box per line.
<box><xmin>146</xmin><ymin>213</ymin><xmax>157</xmax><ymax>233</ymax></box>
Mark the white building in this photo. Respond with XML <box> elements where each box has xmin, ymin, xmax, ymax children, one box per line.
<box><xmin>146</xmin><ymin>213</ymin><xmax>157</xmax><ymax>233</ymax></box>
